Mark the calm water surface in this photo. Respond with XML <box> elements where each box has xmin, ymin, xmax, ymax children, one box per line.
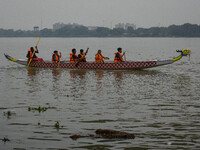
<box><xmin>0</xmin><ymin>38</ymin><xmax>200</xmax><ymax>149</ymax></box>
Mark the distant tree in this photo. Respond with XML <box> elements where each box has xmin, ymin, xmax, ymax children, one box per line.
<box><xmin>40</xmin><ymin>28</ymin><xmax>53</xmax><ymax>37</ymax></box>
<box><xmin>93</xmin><ymin>27</ymin><xmax>111</xmax><ymax>37</ymax></box>
<box><xmin>72</xmin><ymin>26</ymin><xmax>89</xmax><ymax>36</ymax></box>
<box><xmin>111</xmin><ymin>28</ymin><xmax>125</xmax><ymax>36</ymax></box>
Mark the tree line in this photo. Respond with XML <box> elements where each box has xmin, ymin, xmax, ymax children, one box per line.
<box><xmin>0</xmin><ymin>23</ymin><xmax>200</xmax><ymax>37</ymax></box>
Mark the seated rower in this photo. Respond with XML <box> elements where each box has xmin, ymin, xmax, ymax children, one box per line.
<box><xmin>114</xmin><ymin>47</ymin><xmax>125</xmax><ymax>63</ymax></box>
<box><xmin>26</xmin><ymin>46</ymin><xmax>39</xmax><ymax>61</ymax></box>
<box><xmin>78</xmin><ymin>48</ymin><xmax>89</xmax><ymax>62</ymax></box>
<box><xmin>95</xmin><ymin>49</ymin><xmax>109</xmax><ymax>63</ymax></box>
<box><xmin>52</xmin><ymin>50</ymin><xmax>61</xmax><ymax>63</ymax></box>
<box><xmin>70</xmin><ymin>48</ymin><xmax>79</xmax><ymax>63</ymax></box>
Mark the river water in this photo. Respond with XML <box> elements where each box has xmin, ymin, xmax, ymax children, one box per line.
<box><xmin>0</xmin><ymin>38</ymin><xmax>200</xmax><ymax>149</ymax></box>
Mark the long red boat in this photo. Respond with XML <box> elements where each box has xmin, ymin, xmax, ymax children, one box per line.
<box><xmin>4</xmin><ymin>49</ymin><xmax>190</xmax><ymax>70</ymax></box>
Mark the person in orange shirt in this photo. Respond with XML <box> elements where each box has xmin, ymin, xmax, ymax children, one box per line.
<box><xmin>78</xmin><ymin>48</ymin><xmax>89</xmax><ymax>62</ymax></box>
<box><xmin>114</xmin><ymin>47</ymin><xmax>125</xmax><ymax>63</ymax></box>
<box><xmin>52</xmin><ymin>50</ymin><xmax>62</xmax><ymax>63</ymax></box>
<box><xmin>70</xmin><ymin>48</ymin><xmax>79</xmax><ymax>63</ymax></box>
<box><xmin>26</xmin><ymin>46</ymin><xmax>39</xmax><ymax>60</ymax></box>
<box><xmin>95</xmin><ymin>50</ymin><xmax>109</xmax><ymax>63</ymax></box>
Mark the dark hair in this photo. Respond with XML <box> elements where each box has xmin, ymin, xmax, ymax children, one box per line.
<box><xmin>80</xmin><ymin>49</ymin><xmax>84</xmax><ymax>53</ymax></box>
<box><xmin>30</xmin><ymin>47</ymin><xmax>34</xmax><ymax>50</ymax></box>
<box><xmin>54</xmin><ymin>50</ymin><xmax>58</xmax><ymax>53</ymax></box>
<box><xmin>117</xmin><ymin>47</ymin><xmax>122</xmax><ymax>51</ymax></box>
<box><xmin>72</xmin><ymin>48</ymin><xmax>76</xmax><ymax>52</ymax></box>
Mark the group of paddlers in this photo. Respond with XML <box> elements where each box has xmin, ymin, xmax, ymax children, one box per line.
<box><xmin>26</xmin><ymin>47</ymin><xmax>126</xmax><ymax>63</ymax></box>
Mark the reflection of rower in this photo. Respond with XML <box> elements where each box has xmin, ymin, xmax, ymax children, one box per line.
<box><xmin>95</xmin><ymin>50</ymin><xmax>109</xmax><ymax>63</ymax></box>
<box><xmin>52</xmin><ymin>69</ymin><xmax>61</xmax><ymax>78</ymax></box>
<box><xmin>69</xmin><ymin>70</ymin><xmax>86</xmax><ymax>78</ymax></box>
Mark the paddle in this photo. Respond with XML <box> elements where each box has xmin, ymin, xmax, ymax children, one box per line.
<box><xmin>123</xmin><ymin>52</ymin><xmax>126</xmax><ymax>62</ymax></box>
<box><xmin>27</xmin><ymin>37</ymin><xmax>40</xmax><ymax>67</ymax></box>
<box><xmin>58</xmin><ymin>52</ymin><xmax>61</xmax><ymax>68</ymax></box>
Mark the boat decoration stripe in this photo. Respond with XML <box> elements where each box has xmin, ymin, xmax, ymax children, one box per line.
<box><xmin>4</xmin><ymin>54</ymin><xmax>18</xmax><ymax>62</ymax></box>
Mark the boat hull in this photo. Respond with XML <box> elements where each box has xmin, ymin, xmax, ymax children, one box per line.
<box><xmin>4</xmin><ymin>54</ymin><xmax>175</xmax><ymax>70</ymax></box>
<box><xmin>30</xmin><ymin>61</ymin><xmax>158</xmax><ymax>69</ymax></box>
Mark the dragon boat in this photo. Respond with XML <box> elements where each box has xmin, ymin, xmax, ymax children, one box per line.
<box><xmin>4</xmin><ymin>49</ymin><xmax>190</xmax><ymax>70</ymax></box>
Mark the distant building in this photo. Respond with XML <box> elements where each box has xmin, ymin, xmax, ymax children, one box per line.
<box><xmin>115</xmin><ymin>23</ymin><xmax>136</xmax><ymax>30</ymax></box>
<box><xmin>53</xmin><ymin>23</ymin><xmax>67</xmax><ymax>31</ymax></box>
<box><xmin>53</xmin><ymin>22</ymin><xmax>83</xmax><ymax>31</ymax></box>
<box><xmin>33</xmin><ymin>26</ymin><xmax>39</xmax><ymax>31</ymax></box>
<box><xmin>88</xmin><ymin>26</ymin><xmax>98</xmax><ymax>31</ymax></box>
<box><xmin>115</xmin><ymin>23</ymin><xmax>125</xmax><ymax>29</ymax></box>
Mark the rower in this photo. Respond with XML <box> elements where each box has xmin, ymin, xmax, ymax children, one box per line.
<box><xmin>78</xmin><ymin>48</ymin><xmax>89</xmax><ymax>62</ymax></box>
<box><xmin>70</xmin><ymin>48</ymin><xmax>79</xmax><ymax>63</ymax></box>
<box><xmin>26</xmin><ymin>46</ymin><xmax>39</xmax><ymax>61</ymax></box>
<box><xmin>95</xmin><ymin>50</ymin><xmax>109</xmax><ymax>63</ymax></box>
<box><xmin>52</xmin><ymin>50</ymin><xmax>61</xmax><ymax>63</ymax></box>
<box><xmin>114</xmin><ymin>47</ymin><xmax>125</xmax><ymax>63</ymax></box>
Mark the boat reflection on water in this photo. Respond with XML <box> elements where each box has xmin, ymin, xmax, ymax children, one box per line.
<box><xmin>52</xmin><ymin>69</ymin><xmax>61</xmax><ymax>79</ymax></box>
<box><xmin>27</xmin><ymin>68</ymin><xmax>40</xmax><ymax>77</ymax></box>
<box><xmin>95</xmin><ymin>71</ymin><xmax>104</xmax><ymax>94</ymax></box>
<box><xmin>69</xmin><ymin>70</ymin><xmax>86</xmax><ymax>79</ymax></box>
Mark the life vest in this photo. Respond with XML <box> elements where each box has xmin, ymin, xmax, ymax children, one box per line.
<box><xmin>95</xmin><ymin>53</ymin><xmax>104</xmax><ymax>63</ymax></box>
<box><xmin>28</xmin><ymin>49</ymin><xmax>33</xmax><ymax>58</ymax></box>
<box><xmin>52</xmin><ymin>53</ymin><xmax>59</xmax><ymax>63</ymax></box>
<box><xmin>78</xmin><ymin>53</ymin><xmax>86</xmax><ymax>62</ymax></box>
<box><xmin>114</xmin><ymin>52</ymin><xmax>123</xmax><ymax>63</ymax></box>
<box><xmin>70</xmin><ymin>53</ymin><xmax>78</xmax><ymax>62</ymax></box>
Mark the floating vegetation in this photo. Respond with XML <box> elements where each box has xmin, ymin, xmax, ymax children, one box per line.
<box><xmin>81</xmin><ymin>119</ymin><xmax>115</xmax><ymax>123</ymax></box>
<box><xmin>3</xmin><ymin>110</ymin><xmax>16</xmax><ymax>119</ymax></box>
<box><xmin>70</xmin><ymin>129</ymin><xmax>135</xmax><ymax>140</ymax></box>
<box><xmin>54</xmin><ymin>121</ymin><xmax>60</xmax><ymax>129</ymax></box>
<box><xmin>73</xmin><ymin>144</ymin><xmax>113</xmax><ymax>149</ymax></box>
<box><xmin>54</xmin><ymin>121</ymin><xmax>63</xmax><ymax>130</ymax></box>
<box><xmin>1</xmin><ymin>137</ymin><xmax>10</xmax><ymax>142</ymax></box>
<box><xmin>28</xmin><ymin>106</ymin><xmax>56</xmax><ymax>113</ymax></box>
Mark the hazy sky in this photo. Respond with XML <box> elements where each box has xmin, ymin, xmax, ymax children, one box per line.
<box><xmin>1</xmin><ymin>0</ymin><xmax>200</xmax><ymax>30</ymax></box>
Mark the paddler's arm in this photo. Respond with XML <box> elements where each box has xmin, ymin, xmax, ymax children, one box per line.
<box><xmin>26</xmin><ymin>51</ymin><xmax>30</xmax><ymax>58</ymax></box>
<box><xmin>35</xmin><ymin>46</ymin><xmax>39</xmax><ymax>53</ymax></box>
<box><xmin>73</xmin><ymin>54</ymin><xmax>79</xmax><ymax>61</ymax></box>
<box><xmin>78</xmin><ymin>54</ymin><xmax>82</xmax><ymax>59</ymax></box>
<box><xmin>104</xmin><ymin>57</ymin><xmax>109</xmax><ymax>60</ymax></box>
<box><xmin>85</xmin><ymin>48</ymin><xmax>89</xmax><ymax>55</ymax></box>
<box><xmin>59</xmin><ymin>52</ymin><xmax>62</xmax><ymax>58</ymax></box>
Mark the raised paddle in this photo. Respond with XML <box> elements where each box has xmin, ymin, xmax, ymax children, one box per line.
<box><xmin>123</xmin><ymin>52</ymin><xmax>126</xmax><ymax>62</ymax></box>
<box><xmin>27</xmin><ymin>37</ymin><xmax>40</xmax><ymax>67</ymax></box>
<box><xmin>58</xmin><ymin>52</ymin><xmax>61</xmax><ymax>68</ymax></box>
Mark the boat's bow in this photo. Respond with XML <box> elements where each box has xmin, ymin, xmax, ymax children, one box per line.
<box><xmin>156</xmin><ymin>49</ymin><xmax>191</xmax><ymax>67</ymax></box>
<box><xmin>173</xmin><ymin>49</ymin><xmax>191</xmax><ymax>62</ymax></box>
<box><xmin>4</xmin><ymin>53</ymin><xmax>27</xmax><ymax>66</ymax></box>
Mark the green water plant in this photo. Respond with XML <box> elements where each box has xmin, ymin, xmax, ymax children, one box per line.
<box><xmin>54</xmin><ymin>121</ymin><xmax>60</xmax><ymax>129</ymax></box>
<box><xmin>1</xmin><ymin>137</ymin><xmax>10</xmax><ymax>142</ymax></box>
<box><xmin>28</xmin><ymin>106</ymin><xmax>48</xmax><ymax>113</ymax></box>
